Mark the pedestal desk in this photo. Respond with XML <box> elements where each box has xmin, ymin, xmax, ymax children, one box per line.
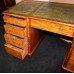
<box><xmin>3</xmin><ymin>0</ymin><xmax>74</xmax><ymax>72</ymax></box>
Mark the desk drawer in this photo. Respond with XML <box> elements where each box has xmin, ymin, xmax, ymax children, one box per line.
<box><xmin>59</xmin><ymin>25</ymin><xmax>74</xmax><ymax>37</ymax></box>
<box><xmin>3</xmin><ymin>15</ymin><xmax>26</xmax><ymax>27</ymax></box>
<box><xmin>4</xmin><ymin>24</ymin><xmax>26</xmax><ymax>38</ymax></box>
<box><xmin>5</xmin><ymin>44</ymin><xmax>28</xmax><ymax>59</ymax></box>
<box><xmin>31</xmin><ymin>19</ymin><xmax>74</xmax><ymax>37</ymax></box>
<box><xmin>4</xmin><ymin>34</ymin><xmax>26</xmax><ymax>49</ymax></box>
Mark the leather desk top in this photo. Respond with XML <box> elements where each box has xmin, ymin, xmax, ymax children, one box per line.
<box><xmin>32</xmin><ymin>2</ymin><xmax>74</xmax><ymax>24</ymax></box>
<box><xmin>7</xmin><ymin>0</ymin><xmax>74</xmax><ymax>24</ymax></box>
<box><xmin>8</xmin><ymin>0</ymin><xmax>43</xmax><ymax>16</ymax></box>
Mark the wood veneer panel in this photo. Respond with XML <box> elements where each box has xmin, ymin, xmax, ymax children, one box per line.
<box><xmin>5</xmin><ymin>44</ymin><xmax>28</xmax><ymax>59</ymax></box>
<box><xmin>4</xmin><ymin>33</ymin><xmax>27</xmax><ymax>49</ymax></box>
<box><xmin>28</xmin><ymin>28</ymin><xmax>44</xmax><ymax>56</ymax></box>
<box><xmin>4</xmin><ymin>24</ymin><xmax>26</xmax><ymax>38</ymax></box>
<box><xmin>30</xmin><ymin>18</ymin><xmax>74</xmax><ymax>37</ymax></box>
<box><xmin>3</xmin><ymin>15</ymin><xmax>26</xmax><ymax>27</ymax></box>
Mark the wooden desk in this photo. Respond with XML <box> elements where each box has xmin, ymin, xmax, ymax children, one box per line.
<box><xmin>3</xmin><ymin>0</ymin><xmax>74</xmax><ymax>72</ymax></box>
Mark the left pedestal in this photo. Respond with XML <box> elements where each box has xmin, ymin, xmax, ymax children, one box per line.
<box><xmin>3</xmin><ymin>14</ymin><xmax>28</xmax><ymax>59</ymax></box>
<box><xmin>3</xmin><ymin>11</ymin><xmax>44</xmax><ymax>59</ymax></box>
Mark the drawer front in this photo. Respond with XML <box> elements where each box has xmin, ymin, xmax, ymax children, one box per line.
<box><xmin>4</xmin><ymin>34</ymin><xmax>26</xmax><ymax>49</ymax></box>
<box><xmin>3</xmin><ymin>15</ymin><xmax>26</xmax><ymax>27</ymax></box>
<box><xmin>4</xmin><ymin>24</ymin><xmax>26</xmax><ymax>38</ymax></box>
<box><xmin>59</xmin><ymin>25</ymin><xmax>74</xmax><ymax>37</ymax></box>
<box><xmin>5</xmin><ymin>43</ymin><xmax>23</xmax><ymax>59</ymax></box>
<box><xmin>5</xmin><ymin>44</ymin><xmax>28</xmax><ymax>59</ymax></box>
<box><xmin>31</xmin><ymin>19</ymin><xmax>74</xmax><ymax>37</ymax></box>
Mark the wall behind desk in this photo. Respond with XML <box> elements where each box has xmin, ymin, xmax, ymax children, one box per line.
<box><xmin>15</xmin><ymin>0</ymin><xmax>22</xmax><ymax>4</ymax></box>
<box><xmin>50</xmin><ymin>0</ymin><xmax>74</xmax><ymax>4</ymax></box>
<box><xmin>15</xmin><ymin>0</ymin><xmax>74</xmax><ymax>4</ymax></box>
<box><xmin>15</xmin><ymin>0</ymin><xmax>49</xmax><ymax>3</ymax></box>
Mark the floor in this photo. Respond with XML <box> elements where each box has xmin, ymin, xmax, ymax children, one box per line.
<box><xmin>0</xmin><ymin>11</ymin><xmax>71</xmax><ymax>73</ymax></box>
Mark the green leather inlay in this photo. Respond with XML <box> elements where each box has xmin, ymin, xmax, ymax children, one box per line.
<box><xmin>9</xmin><ymin>0</ymin><xmax>43</xmax><ymax>15</ymax></box>
<box><xmin>32</xmin><ymin>2</ymin><xmax>74</xmax><ymax>24</ymax></box>
<box><xmin>9</xmin><ymin>1</ymin><xmax>74</xmax><ymax>24</ymax></box>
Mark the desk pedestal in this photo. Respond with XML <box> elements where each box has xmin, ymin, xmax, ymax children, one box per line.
<box><xmin>62</xmin><ymin>35</ymin><xmax>74</xmax><ymax>72</ymax></box>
